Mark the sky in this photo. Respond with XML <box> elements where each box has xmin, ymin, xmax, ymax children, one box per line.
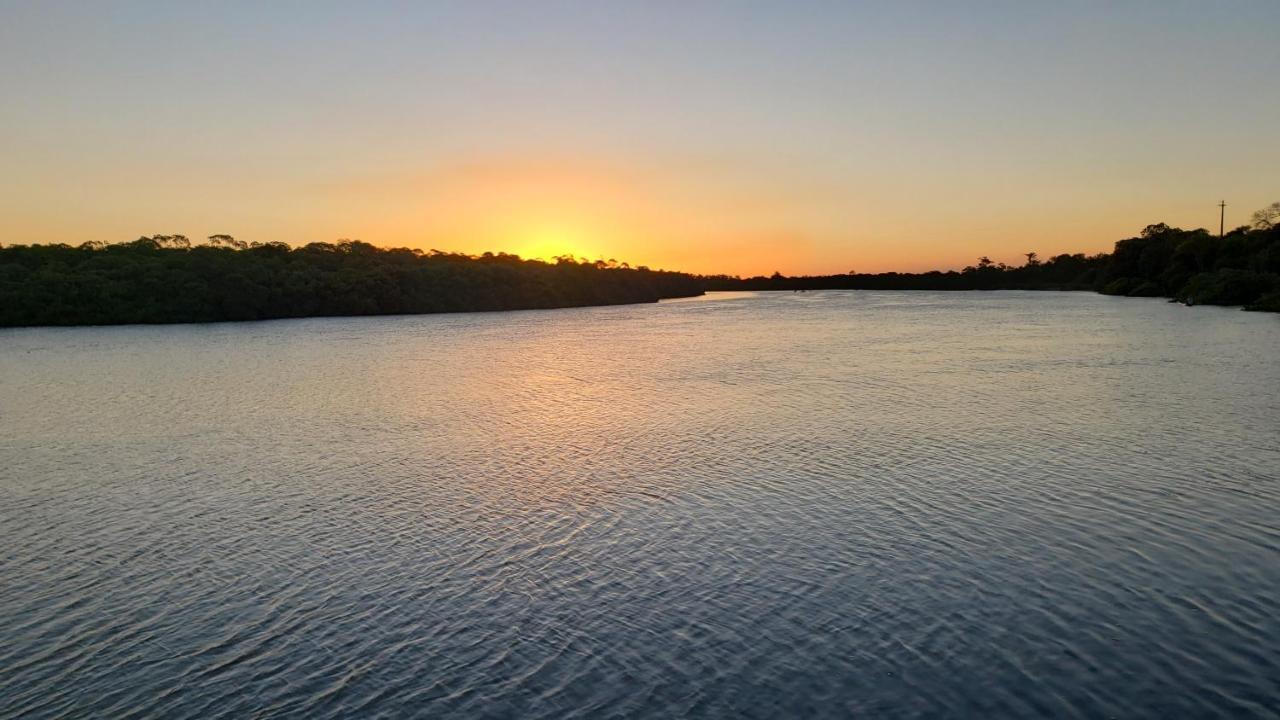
<box><xmin>1</xmin><ymin>1</ymin><xmax>1277</xmax><ymax>276</ymax></box>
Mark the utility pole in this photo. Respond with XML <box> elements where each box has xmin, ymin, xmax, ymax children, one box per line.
<box><xmin>1219</xmin><ymin>200</ymin><xmax>1226</xmax><ymax>238</ymax></box>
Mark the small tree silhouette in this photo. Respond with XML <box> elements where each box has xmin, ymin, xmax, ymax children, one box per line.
<box><xmin>1251</xmin><ymin>201</ymin><xmax>1279</xmax><ymax>230</ymax></box>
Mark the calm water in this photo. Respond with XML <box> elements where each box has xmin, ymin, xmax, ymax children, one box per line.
<box><xmin>2</xmin><ymin>291</ymin><xmax>1278</xmax><ymax>719</ymax></box>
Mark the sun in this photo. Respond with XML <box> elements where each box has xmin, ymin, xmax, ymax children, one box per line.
<box><xmin>510</xmin><ymin>222</ymin><xmax>594</xmax><ymax>262</ymax></box>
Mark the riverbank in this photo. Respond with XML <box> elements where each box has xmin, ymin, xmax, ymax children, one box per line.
<box><xmin>0</xmin><ymin>239</ymin><xmax>704</xmax><ymax>327</ymax></box>
<box><xmin>702</xmin><ymin>220</ymin><xmax>1280</xmax><ymax>313</ymax></box>
<box><xmin>4</xmin><ymin>217</ymin><xmax>1277</xmax><ymax>327</ymax></box>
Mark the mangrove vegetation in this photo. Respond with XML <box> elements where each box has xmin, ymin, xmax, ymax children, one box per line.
<box><xmin>0</xmin><ymin>238</ymin><xmax>704</xmax><ymax>327</ymax></box>
<box><xmin>706</xmin><ymin>204</ymin><xmax>1280</xmax><ymax>313</ymax></box>
<box><xmin>2</xmin><ymin>203</ymin><xmax>1277</xmax><ymax>326</ymax></box>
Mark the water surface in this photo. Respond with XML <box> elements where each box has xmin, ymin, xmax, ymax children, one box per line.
<box><xmin>2</xmin><ymin>291</ymin><xmax>1278</xmax><ymax>718</ymax></box>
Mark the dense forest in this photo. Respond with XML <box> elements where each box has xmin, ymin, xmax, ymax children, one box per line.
<box><xmin>706</xmin><ymin>203</ymin><xmax>1280</xmax><ymax>314</ymax></box>
<box><xmin>2</xmin><ymin>204</ymin><xmax>1278</xmax><ymax>327</ymax></box>
<box><xmin>0</xmin><ymin>237</ymin><xmax>704</xmax><ymax>327</ymax></box>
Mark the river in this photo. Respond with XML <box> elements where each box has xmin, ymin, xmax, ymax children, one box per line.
<box><xmin>2</xmin><ymin>291</ymin><xmax>1277</xmax><ymax>718</ymax></box>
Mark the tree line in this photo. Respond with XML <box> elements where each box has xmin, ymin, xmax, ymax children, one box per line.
<box><xmin>705</xmin><ymin>202</ymin><xmax>1280</xmax><ymax>313</ymax></box>
<box><xmin>0</xmin><ymin>238</ymin><xmax>705</xmax><ymax>327</ymax></box>
<box><xmin>2</xmin><ymin>202</ymin><xmax>1277</xmax><ymax>327</ymax></box>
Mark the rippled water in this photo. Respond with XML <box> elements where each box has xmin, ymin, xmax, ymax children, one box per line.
<box><xmin>2</xmin><ymin>291</ymin><xmax>1279</xmax><ymax>719</ymax></box>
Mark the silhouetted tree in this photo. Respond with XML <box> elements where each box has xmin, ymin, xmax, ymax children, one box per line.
<box><xmin>1252</xmin><ymin>201</ymin><xmax>1280</xmax><ymax>230</ymax></box>
<box><xmin>149</xmin><ymin>234</ymin><xmax>190</xmax><ymax>249</ymax></box>
<box><xmin>208</xmin><ymin>234</ymin><xmax>247</xmax><ymax>250</ymax></box>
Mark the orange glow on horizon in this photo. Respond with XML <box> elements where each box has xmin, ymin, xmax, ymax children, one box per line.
<box><xmin>504</xmin><ymin>221</ymin><xmax>604</xmax><ymax>264</ymax></box>
<box><xmin>1</xmin><ymin>150</ymin><xmax>1262</xmax><ymax>278</ymax></box>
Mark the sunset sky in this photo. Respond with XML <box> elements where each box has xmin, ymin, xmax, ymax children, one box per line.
<box><xmin>2</xmin><ymin>1</ymin><xmax>1277</xmax><ymax>276</ymax></box>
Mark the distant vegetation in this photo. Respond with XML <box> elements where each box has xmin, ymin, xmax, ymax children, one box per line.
<box><xmin>0</xmin><ymin>238</ymin><xmax>703</xmax><ymax>327</ymax></box>
<box><xmin>2</xmin><ymin>203</ymin><xmax>1277</xmax><ymax>327</ymax></box>
<box><xmin>706</xmin><ymin>202</ymin><xmax>1280</xmax><ymax>314</ymax></box>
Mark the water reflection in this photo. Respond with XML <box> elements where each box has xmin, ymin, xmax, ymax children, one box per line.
<box><xmin>1</xmin><ymin>291</ymin><xmax>1278</xmax><ymax>718</ymax></box>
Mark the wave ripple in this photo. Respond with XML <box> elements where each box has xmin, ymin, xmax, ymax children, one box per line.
<box><xmin>2</xmin><ymin>291</ymin><xmax>1278</xmax><ymax>719</ymax></box>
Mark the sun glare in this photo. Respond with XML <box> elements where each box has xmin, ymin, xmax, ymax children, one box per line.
<box><xmin>511</xmin><ymin>222</ymin><xmax>593</xmax><ymax>262</ymax></box>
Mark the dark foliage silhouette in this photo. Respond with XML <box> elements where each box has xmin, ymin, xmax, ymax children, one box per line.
<box><xmin>706</xmin><ymin>208</ymin><xmax>1280</xmax><ymax>313</ymax></box>
<box><xmin>3</xmin><ymin>206</ymin><xmax>1277</xmax><ymax>327</ymax></box>
<box><xmin>0</xmin><ymin>238</ymin><xmax>703</xmax><ymax>327</ymax></box>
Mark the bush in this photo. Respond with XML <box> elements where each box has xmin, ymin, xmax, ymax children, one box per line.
<box><xmin>1178</xmin><ymin>270</ymin><xmax>1278</xmax><ymax>307</ymax></box>
<box><xmin>1102</xmin><ymin>277</ymin><xmax>1134</xmax><ymax>296</ymax></box>
<box><xmin>1128</xmin><ymin>281</ymin><xmax>1163</xmax><ymax>297</ymax></box>
<box><xmin>1245</xmin><ymin>291</ymin><xmax>1280</xmax><ymax>313</ymax></box>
